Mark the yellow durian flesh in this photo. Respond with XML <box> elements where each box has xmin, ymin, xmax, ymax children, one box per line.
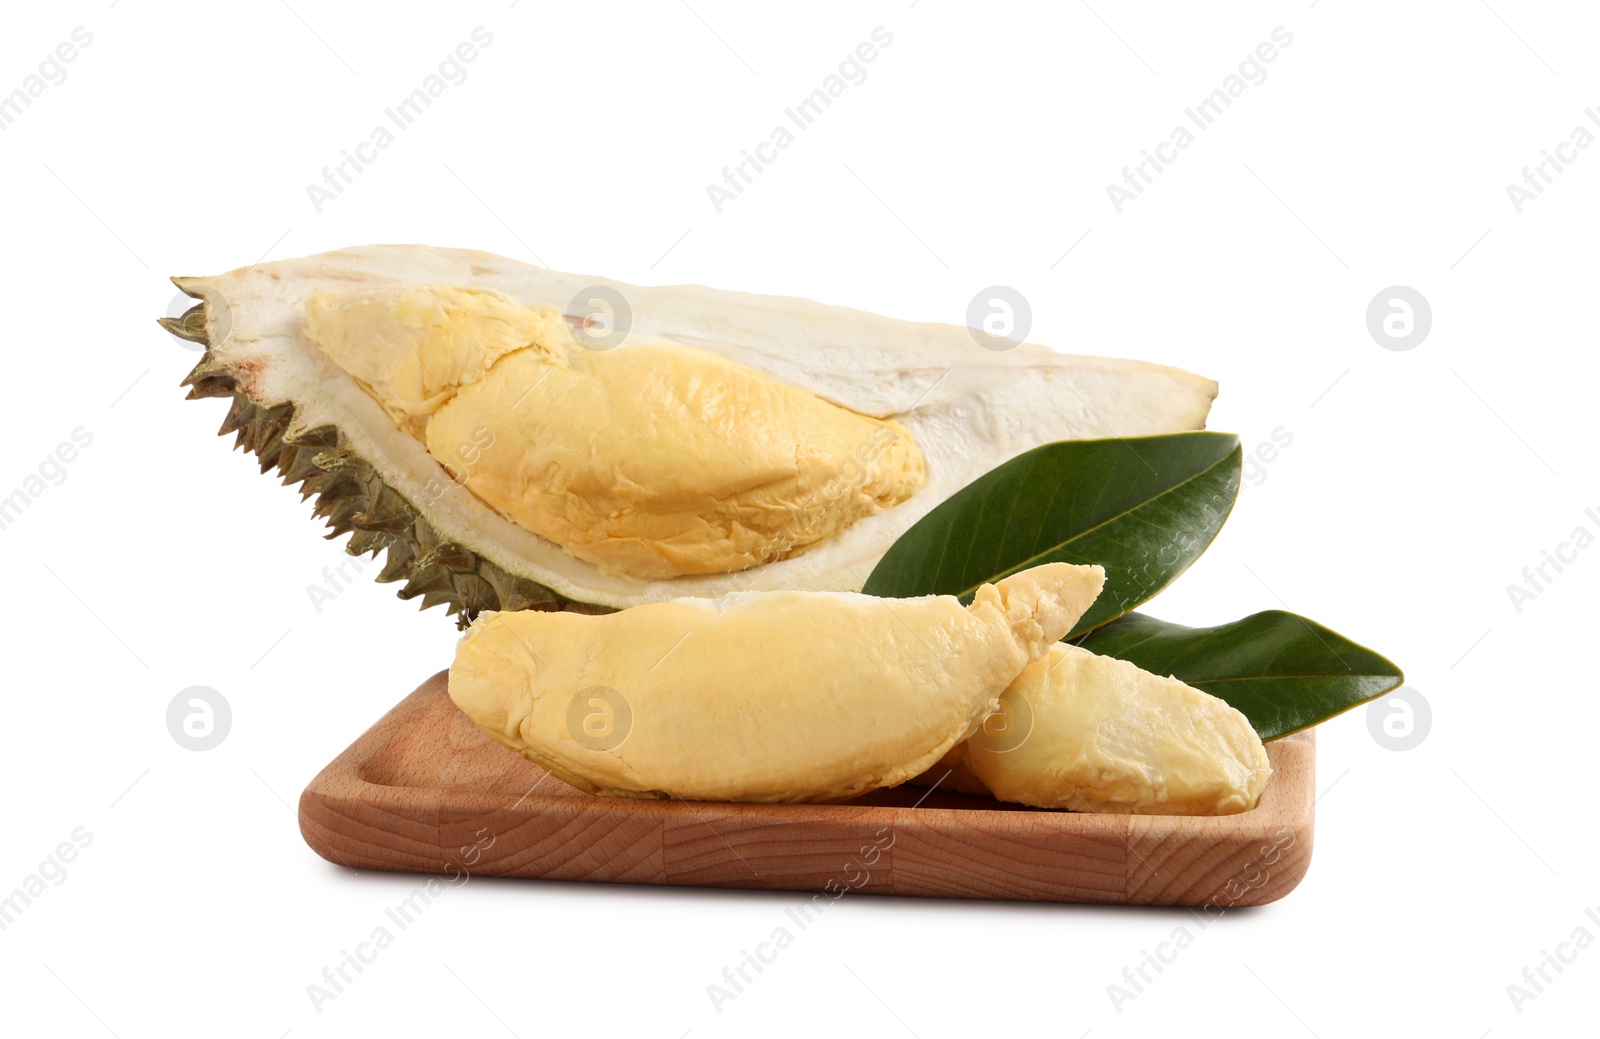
<box><xmin>303</xmin><ymin>286</ymin><xmax>567</xmax><ymax>436</ymax></box>
<box><xmin>447</xmin><ymin>562</ymin><xmax>1106</xmax><ymax>803</ymax></box>
<box><xmin>305</xmin><ymin>284</ymin><xmax>926</xmax><ymax>580</ymax></box>
<box><xmin>963</xmin><ymin>643</ymin><xmax>1272</xmax><ymax>815</ymax></box>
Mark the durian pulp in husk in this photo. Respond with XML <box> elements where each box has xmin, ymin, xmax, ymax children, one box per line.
<box><xmin>301</xmin><ymin>285</ymin><xmax>927</xmax><ymax>581</ymax></box>
<box><xmin>169</xmin><ymin>245</ymin><xmax>1217</xmax><ymax>617</ymax></box>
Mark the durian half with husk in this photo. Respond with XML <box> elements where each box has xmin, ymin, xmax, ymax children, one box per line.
<box><xmin>164</xmin><ymin>245</ymin><xmax>1216</xmax><ymax>621</ymax></box>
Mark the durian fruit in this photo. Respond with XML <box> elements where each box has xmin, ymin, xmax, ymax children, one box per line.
<box><xmin>447</xmin><ymin>562</ymin><xmax>1106</xmax><ymax>803</ymax></box>
<box><xmin>952</xmin><ymin>643</ymin><xmax>1272</xmax><ymax>815</ymax></box>
<box><xmin>164</xmin><ymin>245</ymin><xmax>1215</xmax><ymax>622</ymax></box>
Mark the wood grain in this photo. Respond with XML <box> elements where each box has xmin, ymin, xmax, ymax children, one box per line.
<box><xmin>299</xmin><ymin>671</ymin><xmax>1315</xmax><ymax>906</ymax></box>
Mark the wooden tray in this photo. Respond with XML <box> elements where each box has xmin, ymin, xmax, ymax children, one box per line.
<box><xmin>299</xmin><ymin>672</ymin><xmax>1315</xmax><ymax>906</ymax></box>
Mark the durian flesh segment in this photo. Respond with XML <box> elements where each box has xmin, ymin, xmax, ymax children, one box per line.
<box><xmin>447</xmin><ymin>562</ymin><xmax>1106</xmax><ymax>803</ymax></box>
<box><xmin>305</xmin><ymin>284</ymin><xmax>926</xmax><ymax>580</ymax></box>
<box><xmin>303</xmin><ymin>286</ymin><xmax>567</xmax><ymax>436</ymax></box>
<box><xmin>964</xmin><ymin>643</ymin><xmax>1272</xmax><ymax>815</ymax></box>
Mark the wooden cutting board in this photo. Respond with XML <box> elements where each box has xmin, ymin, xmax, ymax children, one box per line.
<box><xmin>298</xmin><ymin>672</ymin><xmax>1315</xmax><ymax>906</ymax></box>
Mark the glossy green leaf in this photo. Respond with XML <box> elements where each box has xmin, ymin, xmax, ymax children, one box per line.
<box><xmin>1074</xmin><ymin>611</ymin><xmax>1405</xmax><ymax>740</ymax></box>
<box><xmin>862</xmin><ymin>433</ymin><xmax>1241</xmax><ymax>638</ymax></box>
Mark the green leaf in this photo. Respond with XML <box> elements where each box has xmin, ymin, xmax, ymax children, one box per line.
<box><xmin>862</xmin><ymin>433</ymin><xmax>1241</xmax><ymax>638</ymax></box>
<box><xmin>1074</xmin><ymin>611</ymin><xmax>1405</xmax><ymax>740</ymax></box>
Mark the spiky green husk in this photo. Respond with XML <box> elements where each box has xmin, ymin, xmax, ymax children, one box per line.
<box><xmin>163</xmin><ymin>301</ymin><xmax>609</xmax><ymax>627</ymax></box>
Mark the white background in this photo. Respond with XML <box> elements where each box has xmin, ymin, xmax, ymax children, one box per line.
<box><xmin>1</xmin><ymin>1</ymin><xmax>1595</xmax><ymax>1035</ymax></box>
